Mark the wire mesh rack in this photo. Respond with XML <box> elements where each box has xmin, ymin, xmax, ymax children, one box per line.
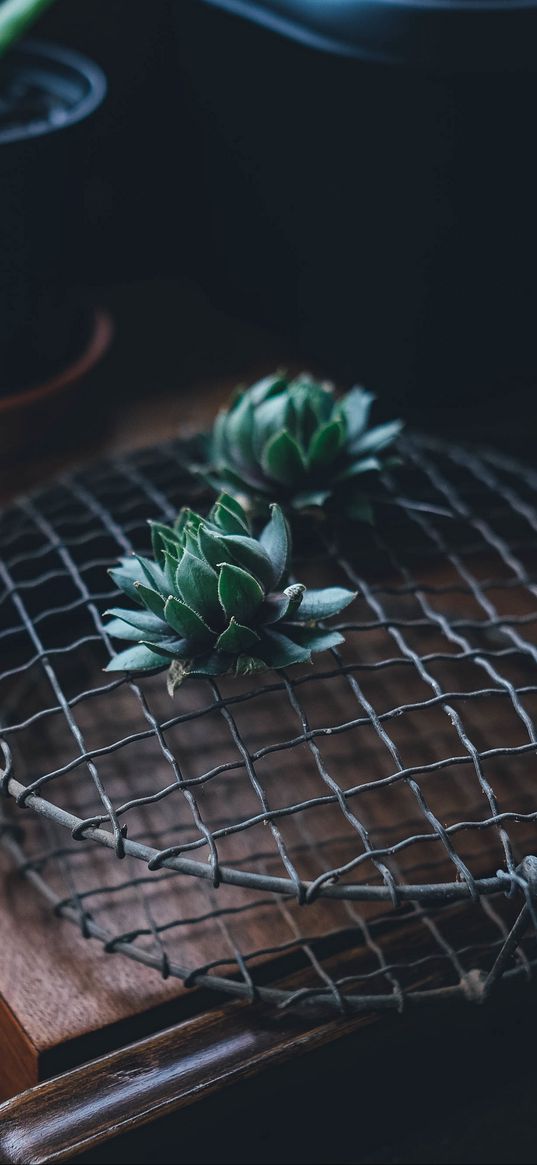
<box><xmin>2</xmin><ymin>432</ymin><xmax>537</xmax><ymax>1015</ymax></box>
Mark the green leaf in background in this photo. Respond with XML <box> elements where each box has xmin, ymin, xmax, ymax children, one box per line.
<box><xmin>261</xmin><ymin>429</ymin><xmax>305</xmax><ymax>486</ymax></box>
<box><xmin>0</xmin><ymin>0</ymin><xmax>56</xmax><ymax>59</ymax></box>
<box><xmin>187</xmin><ymin>372</ymin><xmax>403</xmax><ymax>522</ymax></box>
<box><xmin>336</xmin><ymin>386</ymin><xmax>375</xmax><ymax>442</ymax></box>
<box><xmin>306</xmin><ymin>419</ymin><xmax>345</xmax><ymax>470</ymax></box>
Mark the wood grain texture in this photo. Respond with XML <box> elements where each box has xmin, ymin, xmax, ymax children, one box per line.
<box><xmin>0</xmin><ymin>283</ymin><xmax>289</xmax><ymax>1090</ymax></box>
<box><xmin>0</xmin><ymin>845</ymin><xmax>195</xmax><ymax>1099</ymax></box>
<box><xmin>0</xmin><ymin>927</ymin><xmax>432</xmax><ymax>1165</ymax></box>
<box><xmin>0</xmin><ymin>1005</ymin><xmax>364</xmax><ymax>1164</ymax></box>
<box><xmin>3</xmin><ymin>283</ymin><xmax>537</xmax><ymax>1159</ymax></box>
<box><xmin>1</xmin><ymin>912</ymin><xmax>535</xmax><ymax>1165</ymax></box>
<box><xmin>3</xmin><ymin>549</ymin><xmax>537</xmax><ymax>1100</ymax></box>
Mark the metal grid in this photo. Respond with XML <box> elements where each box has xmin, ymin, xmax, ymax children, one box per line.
<box><xmin>2</xmin><ymin>433</ymin><xmax>537</xmax><ymax>1013</ymax></box>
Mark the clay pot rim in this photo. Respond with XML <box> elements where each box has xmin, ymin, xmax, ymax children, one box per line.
<box><xmin>0</xmin><ymin>309</ymin><xmax>113</xmax><ymax>417</ymax></box>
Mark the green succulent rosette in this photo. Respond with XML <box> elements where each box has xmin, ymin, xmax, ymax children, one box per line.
<box><xmin>104</xmin><ymin>493</ymin><xmax>356</xmax><ymax>693</ymax></box>
<box><xmin>188</xmin><ymin>373</ymin><xmax>402</xmax><ymax>522</ymax></box>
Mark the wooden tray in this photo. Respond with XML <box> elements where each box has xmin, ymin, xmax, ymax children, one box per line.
<box><xmin>2</xmin><ymin>446</ymin><xmax>537</xmax><ymax>1161</ymax></box>
<box><xmin>2</xmin><ymin>552</ymin><xmax>537</xmax><ymax>1100</ymax></box>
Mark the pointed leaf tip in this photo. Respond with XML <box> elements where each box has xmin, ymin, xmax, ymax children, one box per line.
<box><xmin>297</xmin><ymin>587</ymin><xmax>357</xmax><ymax>622</ymax></box>
<box><xmin>259</xmin><ymin>503</ymin><xmax>290</xmax><ymax>587</ymax></box>
<box><xmin>261</xmin><ymin>429</ymin><xmax>305</xmax><ymax>487</ymax></box>
<box><xmin>105</xmin><ymin>644</ymin><xmax>169</xmax><ymax>673</ymax></box>
<box><xmin>218</xmin><ymin>562</ymin><xmax>264</xmax><ymax>623</ymax></box>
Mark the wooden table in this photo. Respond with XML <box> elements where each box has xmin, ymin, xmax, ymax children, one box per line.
<box><xmin>2</xmin><ymin>279</ymin><xmax>537</xmax><ymax>1164</ymax></box>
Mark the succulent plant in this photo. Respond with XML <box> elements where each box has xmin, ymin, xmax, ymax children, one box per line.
<box><xmin>104</xmin><ymin>493</ymin><xmax>356</xmax><ymax>693</ymax></box>
<box><xmin>189</xmin><ymin>373</ymin><xmax>402</xmax><ymax>522</ymax></box>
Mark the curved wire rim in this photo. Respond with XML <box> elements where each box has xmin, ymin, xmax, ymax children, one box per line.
<box><xmin>1</xmin><ymin>823</ymin><xmax>533</xmax><ymax>1015</ymax></box>
<box><xmin>2</xmin><ymin>428</ymin><xmax>534</xmax><ymax>911</ymax></box>
<box><xmin>4</xmin><ymin>770</ymin><xmax>510</xmax><ymax>906</ymax></box>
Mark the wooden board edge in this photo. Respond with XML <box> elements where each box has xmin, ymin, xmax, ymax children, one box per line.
<box><xmin>0</xmin><ymin>995</ymin><xmax>38</xmax><ymax>1101</ymax></box>
<box><xmin>0</xmin><ymin>999</ymin><xmax>373</xmax><ymax>1165</ymax></box>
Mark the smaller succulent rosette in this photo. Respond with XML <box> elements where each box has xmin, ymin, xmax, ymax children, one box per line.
<box><xmin>190</xmin><ymin>372</ymin><xmax>402</xmax><ymax>522</ymax></box>
<box><xmin>104</xmin><ymin>494</ymin><xmax>356</xmax><ymax>693</ymax></box>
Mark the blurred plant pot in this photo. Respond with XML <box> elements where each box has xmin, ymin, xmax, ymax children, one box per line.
<box><xmin>0</xmin><ymin>309</ymin><xmax>113</xmax><ymax>476</ymax></box>
<box><xmin>0</xmin><ymin>39</ymin><xmax>107</xmax><ymax>397</ymax></box>
<box><xmin>175</xmin><ymin>1</ymin><xmax>537</xmax><ymax>427</ymax></box>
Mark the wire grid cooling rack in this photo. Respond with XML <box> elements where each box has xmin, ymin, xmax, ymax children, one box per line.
<box><xmin>2</xmin><ymin>432</ymin><xmax>537</xmax><ymax>1014</ymax></box>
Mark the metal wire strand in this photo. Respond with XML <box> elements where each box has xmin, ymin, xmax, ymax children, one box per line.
<box><xmin>2</xmin><ymin>434</ymin><xmax>537</xmax><ymax>1013</ymax></box>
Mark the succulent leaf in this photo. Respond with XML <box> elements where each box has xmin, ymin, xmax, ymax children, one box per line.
<box><xmin>104</xmin><ymin>617</ymin><xmax>149</xmax><ymax>641</ymax></box>
<box><xmin>134</xmin><ymin>554</ymin><xmax>168</xmax><ymax>594</ymax></box>
<box><xmin>108</xmin><ymin>561</ymin><xmax>145</xmax><ymax>606</ymax></box>
<box><xmin>163</xmin><ymin>595</ymin><xmax>214</xmax><ymax>643</ymax></box>
<box><xmin>218</xmin><ymin>534</ymin><xmax>275</xmax><ymax>590</ymax></box>
<box><xmin>337</xmin><ymin>386</ymin><xmax>375</xmax><ymax>441</ymax></box>
<box><xmin>259</xmin><ymin>504</ymin><xmax>290</xmax><ymax>587</ymax></box>
<box><xmin>175</xmin><ymin>551</ymin><xmax>220</xmax><ymax>621</ymax></box>
<box><xmin>334</xmin><ymin>456</ymin><xmax>381</xmax><ymax>482</ymax></box>
<box><xmin>349</xmin><ymin>419</ymin><xmax>403</xmax><ymax>456</ymax></box>
<box><xmin>149</xmin><ymin>521</ymin><xmax>179</xmax><ymax>568</ymax></box>
<box><xmin>187</xmin><ymin>372</ymin><xmax>402</xmax><ymax>519</ymax></box>
<box><xmin>287</xmin><ymin>626</ymin><xmax>345</xmax><ymax>652</ymax></box>
<box><xmin>256</xmin><ymin>629</ymin><xmax>312</xmax><ymax>668</ymax></box>
<box><xmin>261</xmin><ymin>429</ymin><xmax>305</xmax><ymax>486</ymax></box>
<box><xmin>140</xmin><ymin>637</ymin><xmax>189</xmax><ymax>660</ymax></box>
<box><xmin>105</xmin><ymin>607</ymin><xmax>167</xmax><ymax>636</ymax></box>
<box><xmin>105</xmin><ymin>494</ymin><xmax>356</xmax><ymax>691</ymax></box>
<box><xmin>134</xmin><ymin>582</ymin><xmax>167</xmax><ymax>619</ymax></box>
<box><xmin>306</xmin><ymin>419</ymin><xmax>345</xmax><ymax>469</ymax></box>
<box><xmin>295</xmin><ymin>586</ymin><xmax>357</xmax><ymax>622</ymax></box>
<box><xmin>218</xmin><ymin>563</ymin><xmax>264</xmax><ymax>623</ymax></box>
<box><xmin>212</xmin><ymin>493</ymin><xmax>250</xmax><ymax>534</ymax></box>
<box><xmin>215</xmin><ymin>618</ymin><xmax>260</xmax><ymax>653</ymax></box>
<box><xmin>106</xmin><ymin>644</ymin><xmax>171</xmax><ymax>672</ymax></box>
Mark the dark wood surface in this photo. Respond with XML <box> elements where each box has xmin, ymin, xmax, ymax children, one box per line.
<box><xmin>2</xmin><ymin>940</ymin><xmax>537</xmax><ymax>1165</ymax></box>
<box><xmin>4</xmin><ymin>544</ymin><xmax>536</xmax><ymax>1103</ymax></box>
<box><xmin>0</xmin><ymin>842</ymin><xmax>191</xmax><ymax>1100</ymax></box>
<box><xmin>2</xmin><ymin>279</ymin><xmax>537</xmax><ymax>1164</ymax></box>
<box><xmin>0</xmin><ymin>987</ymin><xmax>373</xmax><ymax>1164</ymax></box>
<box><xmin>0</xmin><ymin>278</ymin><xmax>304</xmax><ymax>1100</ymax></box>
<box><xmin>0</xmin><ymin>914</ymin><xmax>497</xmax><ymax>1165</ymax></box>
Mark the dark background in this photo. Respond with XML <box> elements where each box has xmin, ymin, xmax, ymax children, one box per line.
<box><xmin>3</xmin><ymin>7</ymin><xmax>537</xmax><ymax>1160</ymax></box>
<box><xmin>0</xmin><ymin>0</ymin><xmax>532</xmax><ymax>498</ymax></box>
<box><xmin>32</xmin><ymin>0</ymin><xmax>184</xmax><ymax>287</ymax></box>
<box><xmin>27</xmin><ymin>0</ymin><xmax>537</xmax><ymax>437</ymax></box>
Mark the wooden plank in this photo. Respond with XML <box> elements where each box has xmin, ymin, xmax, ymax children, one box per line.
<box><xmin>0</xmin><ymin>923</ymin><xmax>440</xmax><ymax>1165</ymax></box>
<box><xmin>0</xmin><ymin>842</ymin><xmax>196</xmax><ymax>1099</ymax></box>
<box><xmin>0</xmin><ymin>1004</ymin><xmax>370</xmax><ymax>1164</ymax></box>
